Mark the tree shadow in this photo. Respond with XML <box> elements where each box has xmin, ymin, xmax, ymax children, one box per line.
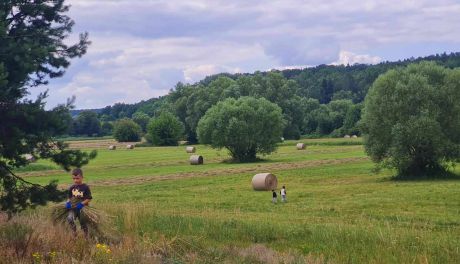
<box><xmin>383</xmin><ymin>170</ymin><xmax>460</xmax><ymax>182</ymax></box>
<box><xmin>221</xmin><ymin>157</ymin><xmax>271</xmax><ymax>164</ymax></box>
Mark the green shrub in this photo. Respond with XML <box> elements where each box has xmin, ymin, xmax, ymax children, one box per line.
<box><xmin>113</xmin><ymin>119</ymin><xmax>142</xmax><ymax>142</ymax></box>
<box><xmin>146</xmin><ymin>113</ymin><xmax>184</xmax><ymax>146</ymax></box>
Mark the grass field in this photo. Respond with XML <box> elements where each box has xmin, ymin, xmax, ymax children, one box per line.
<box><xmin>9</xmin><ymin>138</ymin><xmax>460</xmax><ymax>263</ymax></box>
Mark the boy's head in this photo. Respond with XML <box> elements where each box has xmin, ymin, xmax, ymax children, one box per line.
<box><xmin>283</xmin><ymin>186</ymin><xmax>285</xmax><ymax>189</ymax></box>
<box><xmin>71</xmin><ymin>168</ymin><xmax>83</xmax><ymax>184</ymax></box>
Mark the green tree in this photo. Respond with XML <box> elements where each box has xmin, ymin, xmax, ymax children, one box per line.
<box><xmin>184</xmin><ymin>77</ymin><xmax>237</xmax><ymax>143</ymax></box>
<box><xmin>332</xmin><ymin>90</ymin><xmax>354</xmax><ymax>101</ymax></box>
<box><xmin>197</xmin><ymin>97</ymin><xmax>284</xmax><ymax>162</ymax></box>
<box><xmin>314</xmin><ymin>105</ymin><xmax>335</xmax><ymax>135</ymax></box>
<box><xmin>239</xmin><ymin>72</ymin><xmax>306</xmax><ymax>139</ymax></box>
<box><xmin>342</xmin><ymin>103</ymin><xmax>363</xmax><ymax>136</ymax></box>
<box><xmin>302</xmin><ymin>98</ymin><xmax>321</xmax><ymax>134</ymax></box>
<box><xmin>281</xmin><ymin>97</ymin><xmax>306</xmax><ymax>140</ymax></box>
<box><xmin>328</xmin><ymin>99</ymin><xmax>354</xmax><ymax>136</ymax></box>
<box><xmin>100</xmin><ymin>121</ymin><xmax>113</xmax><ymax>136</ymax></box>
<box><xmin>132</xmin><ymin>111</ymin><xmax>150</xmax><ymax>132</ymax></box>
<box><xmin>0</xmin><ymin>0</ymin><xmax>94</xmax><ymax>215</ymax></box>
<box><xmin>113</xmin><ymin>119</ymin><xmax>142</xmax><ymax>142</ymax></box>
<box><xmin>146</xmin><ymin>112</ymin><xmax>184</xmax><ymax>146</ymax></box>
<box><xmin>362</xmin><ymin>62</ymin><xmax>460</xmax><ymax>177</ymax></box>
<box><xmin>73</xmin><ymin>110</ymin><xmax>101</xmax><ymax>136</ymax></box>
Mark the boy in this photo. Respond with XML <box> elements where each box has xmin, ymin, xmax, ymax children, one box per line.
<box><xmin>65</xmin><ymin>168</ymin><xmax>92</xmax><ymax>236</ymax></box>
<box><xmin>280</xmin><ymin>186</ymin><xmax>287</xmax><ymax>202</ymax></box>
<box><xmin>272</xmin><ymin>189</ymin><xmax>277</xmax><ymax>204</ymax></box>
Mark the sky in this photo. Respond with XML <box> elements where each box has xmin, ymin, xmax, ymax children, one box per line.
<box><xmin>30</xmin><ymin>0</ymin><xmax>460</xmax><ymax>109</ymax></box>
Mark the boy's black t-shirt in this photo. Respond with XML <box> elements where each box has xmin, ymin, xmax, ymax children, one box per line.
<box><xmin>68</xmin><ymin>184</ymin><xmax>92</xmax><ymax>201</ymax></box>
<box><xmin>272</xmin><ymin>191</ymin><xmax>277</xmax><ymax>198</ymax></box>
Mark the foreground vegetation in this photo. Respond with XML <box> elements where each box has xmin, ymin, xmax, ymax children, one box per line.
<box><xmin>2</xmin><ymin>138</ymin><xmax>459</xmax><ymax>263</ymax></box>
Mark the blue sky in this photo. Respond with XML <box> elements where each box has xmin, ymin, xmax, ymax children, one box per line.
<box><xmin>30</xmin><ymin>0</ymin><xmax>460</xmax><ymax>109</ymax></box>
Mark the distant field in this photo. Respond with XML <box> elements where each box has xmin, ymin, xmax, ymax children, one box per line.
<box><xmin>56</xmin><ymin>135</ymin><xmax>114</xmax><ymax>142</ymax></box>
<box><xmin>21</xmin><ymin>138</ymin><xmax>460</xmax><ymax>263</ymax></box>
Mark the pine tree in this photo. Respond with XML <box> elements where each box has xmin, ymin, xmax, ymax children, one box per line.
<box><xmin>0</xmin><ymin>0</ymin><xmax>95</xmax><ymax>216</ymax></box>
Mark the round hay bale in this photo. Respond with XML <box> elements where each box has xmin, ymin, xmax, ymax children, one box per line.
<box><xmin>186</xmin><ymin>146</ymin><xmax>196</xmax><ymax>153</ymax></box>
<box><xmin>351</xmin><ymin>135</ymin><xmax>358</xmax><ymax>138</ymax></box>
<box><xmin>108</xmin><ymin>145</ymin><xmax>116</xmax><ymax>150</ymax></box>
<box><xmin>252</xmin><ymin>173</ymin><xmax>278</xmax><ymax>191</ymax></box>
<box><xmin>24</xmin><ymin>154</ymin><xmax>36</xmax><ymax>163</ymax></box>
<box><xmin>126</xmin><ymin>144</ymin><xmax>134</xmax><ymax>149</ymax></box>
<box><xmin>296</xmin><ymin>143</ymin><xmax>306</xmax><ymax>150</ymax></box>
<box><xmin>344</xmin><ymin>135</ymin><xmax>351</xmax><ymax>139</ymax></box>
<box><xmin>190</xmin><ymin>155</ymin><xmax>203</xmax><ymax>165</ymax></box>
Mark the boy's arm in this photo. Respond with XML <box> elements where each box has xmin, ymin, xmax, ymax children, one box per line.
<box><xmin>81</xmin><ymin>199</ymin><xmax>91</xmax><ymax>206</ymax></box>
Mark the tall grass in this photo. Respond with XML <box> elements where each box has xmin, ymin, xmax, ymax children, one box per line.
<box><xmin>103</xmin><ymin>204</ymin><xmax>459</xmax><ymax>264</ymax></box>
<box><xmin>0</xmin><ymin>211</ymin><xmax>319</xmax><ymax>263</ymax></box>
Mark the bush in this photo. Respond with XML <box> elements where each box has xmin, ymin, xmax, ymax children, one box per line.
<box><xmin>197</xmin><ymin>97</ymin><xmax>284</xmax><ymax>162</ymax></box>
<box><xmin>362</xmin><ymin>62</ymin><xmax>460</xmax><ymax>177</ymax></box>
<box><xmin>146</xmin><ymin>113</ymin><xmax>184</xmax><ymax>146</ymax></box>
<box><xmin>113</xmin><ymin>119</ymin><xmax>142</xmax><ymax>142</ymax></box>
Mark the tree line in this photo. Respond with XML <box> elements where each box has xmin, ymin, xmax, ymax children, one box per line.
<box><xmin>69</xmin><ymin>52</ymin><xmax>460</xmax><ymax>143</ymax></box>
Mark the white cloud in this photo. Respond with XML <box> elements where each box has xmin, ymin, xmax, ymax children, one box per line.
<box><xmin>32</xmin><ymin>0</ymin><xmax>460</xmax><ymax>109</ymax></box>
<box><xmin>268</xmin><ymin>65</ymin><xmax>311</xmax><ymax>71</ymax></box>
<box><xmin>331</xmin><ymin>51</ymin><xmax>382</xmax><ymax>65</ymax></box>
<box><xmin>183</xmin><ymin>65</ymin><xmax>241</xmax><ymax>82</ymax></box>
<box><xmin>37</xmin><ymin>35</ymin><xmax>273</xmax><ymax>109</ymax></box>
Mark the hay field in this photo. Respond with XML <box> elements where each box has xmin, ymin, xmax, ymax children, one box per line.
<box><xmin>16</xmin><ymin>138</ymin><xmax>460</xmax><ymax>263</ymax></box>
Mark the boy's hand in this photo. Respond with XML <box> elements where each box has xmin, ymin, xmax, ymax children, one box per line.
<box><xmin>76</xmin><ymin>203</ymin><xmax>85</xmax><ymax>211</ymax></box>
<box><xmin>65</xmin><ymin>201</ymin><xmax>72</xmax><ymax>209</ymax></box>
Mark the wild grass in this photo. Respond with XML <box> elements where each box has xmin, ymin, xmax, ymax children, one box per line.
<box><xmin>4</xmin><ymin>138</ymin><xmax>460</xmax><ymax>263</ymax></box>
<box><xmin>0</xmin><ymin>211</ymin><xmax>318</xmax><ymax>263</ymax></box>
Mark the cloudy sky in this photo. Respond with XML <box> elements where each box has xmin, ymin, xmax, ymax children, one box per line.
<box><xmin>31</xmin><ymin>0</ymin><xmax>460</xmax><ymax>109</ymax></box>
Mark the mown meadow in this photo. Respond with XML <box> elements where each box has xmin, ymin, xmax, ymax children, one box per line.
<box><xmin>2</xmin><ymin>138</ymin><xmax>459</xmax><ymax>263</ymax></box>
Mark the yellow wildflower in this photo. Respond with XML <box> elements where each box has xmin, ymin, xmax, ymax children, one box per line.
<box><xmin>32</xmin><ymin>252</ymin><xmax>42</xmax><ymax>262</ymax></box>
